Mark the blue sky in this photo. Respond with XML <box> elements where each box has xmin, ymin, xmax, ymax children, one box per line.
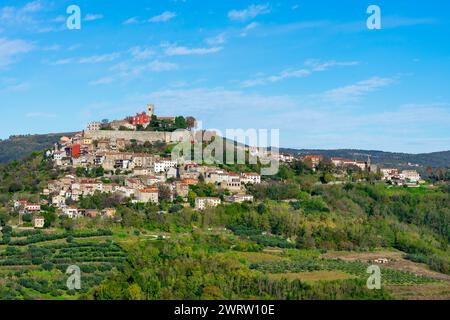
<box><xmin>1</xmin><ymin>0</ymin><xmax>449</xmax><ymax>153</ymax></box>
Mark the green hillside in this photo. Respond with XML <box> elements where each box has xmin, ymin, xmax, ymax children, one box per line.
<box><xmin>0</xmin><ymin>133</ymin><xmax>76</xmax><ymax>164</ymax></box>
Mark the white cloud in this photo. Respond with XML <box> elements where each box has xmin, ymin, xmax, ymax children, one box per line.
<box><xmin>149</xmin><ymin>11</ymin><xmax>176</xmax><ymax>23</ymax></box>
<box><xmin>91</xmin><ymin>59</ymin><xmax>179</xmax><ymax>85</ymax></box>
<box><xmin>25</xmin><ymin>112</ymin><xmax>57</xmax><ymax>119</ymax></box>
<box><xmin>228</xmin><ymin>4</ymin><xmax>271</xmax><ymax>21</ymax></box>
<box><xmin>129</xmin><ymin>46</ymin><xmax>154</xmax><ymax>60</ymax></box>
<box><xmin>0</xmin><ymin>38</ymin><xmax>33</xmax><ymax>68</ymax></box>
<box><xmin>0</xmin><ymin>79</ymin><xmax>29</xmax><ymax>92</ymax></box>
<box><xmin>165</xmin><ymin>45</ymin><xmax>223</xmax><ymax>56</ymax></box>
<box><xmin>148</xmin><ymin>60</ymin><xmax>178</xmax><ymax>72</ymax></box>
<box><xmin>89</xmin><ymin>77</ymin><xmax>114</xmax><ymax>86</ymax></box>
<box><xmin>205</xmin><ymin>33</ymin><xmax>226</xmax><ymax>45</ymax></box>
<box><xmin>22</xmin><ymin>1</ymin><xmax>43</xmax><ymax>13</ymax></box>
<box><xmin>50</xmin><ymin>53</ymin><xmax>120</xmax><ymax>66</ymax></box>
<box><xmin>52</xmin><ymin>15</ymin><xmax>66</xmax><ymax>23</ymax></box>
<box><xmin>382</xmin><ymin>17</ymin><xmax>436</xmax><ymax>28</ymax></box>
<box><xmin>52</xmin><ymin>58</ymin><xmax>73</xmax><ymax>65</ymax></box>
<box><xmin>241</xmin><ymin>59</ymin><xmax>359</xmax><ymax>87</ymax></box>
<box><xmin>84</xmin><ymin>14</ymin><xmax>104</xmax><ymax>22</ymax></box>
<box><xmin>240</xmin><ymin>22</ymin><xmax>259</xmax><ymax>36</ymax></box>
<box><xmin>123</xmin><ymin>17</ymin><xmax>139</xmax><ymax>25</ymax></box>
<box><xmin>132</xmin><ymin>87</ymin><xmax>296</xmax><ymax>114</ymax></box>
<box><xmin>245</xmin><ymin>22</ymin><xmax>259</xmax><ymax>30</ymax></box>
<box><xmin>78</xmin><ymin>53</ymin><xmax>120</xmax><ymax>64</ymax></box>
<box><xmin>323</xmin><ymin>77</ymin><xmax>394</xmax><ymax>104</ymax></box>
<box><xmin>43</xmin><ymin>44</ymin><xmax>61</xmax><ymax>51</ymax></box>
<box><xmin>0</xmin><ymin>1</ymin><xmax>43</xmax><ymax>29</ymax></box>
<box><xmin>304</xmin><ymin>59</ymin><xmax>360</xmax><ymax>71</ymax></box>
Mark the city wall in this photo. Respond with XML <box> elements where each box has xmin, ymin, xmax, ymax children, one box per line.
<box><xmin>84</xmin><ymin>130</ymin><xmax>177</xmax><ymax>143</ymax></box>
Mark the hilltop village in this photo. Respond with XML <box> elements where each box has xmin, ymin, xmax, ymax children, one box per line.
<box><xmin>12</xmin><ymin>104</ymin><xmax>423</xmax><ymax>228</ymax></box>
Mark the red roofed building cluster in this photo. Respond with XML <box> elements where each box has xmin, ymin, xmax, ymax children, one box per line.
<box><xmin>129</xmin><ymin>112</ymin><xmax>151</xmax><ymax>126</ymax></box>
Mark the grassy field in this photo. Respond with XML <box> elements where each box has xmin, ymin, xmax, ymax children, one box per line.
<box><xmin>268</xmin><ymin>271</ymin><xmax>355</xmax><ymax>283</ymax></box>
<box><xmin>322</xmin><ymin>250</ymin><xmax>450</xmax><ymax>281</ymax></box>
<box><xmin>231</xmin><ymin>247</ymin><xmax>450</xmax><ymax>300</ymax></box>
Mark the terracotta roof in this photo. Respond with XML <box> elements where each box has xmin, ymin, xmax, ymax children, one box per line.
<box><xmin>139</xmin><ymin>188</ymin><xmax>159</xmax><ymax>193</ymax></box>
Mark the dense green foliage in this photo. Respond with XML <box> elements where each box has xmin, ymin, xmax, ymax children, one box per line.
<box><xmin>0</xmin><ymin>153</ymin><xmax>61</xmax><ymax>195</ymax></box>
<box><xmin>91</xmin><ymin>235</ymin><xmax>392</xmax><ymax>300</ymax></box>
<box><xmin>0</xmin><ymin>239</ymin><xmax>125</xmax><ymax>299</ymax></box>
<box><xmin>0</xmin><ymin>133</ymin><xmax>75</xmax><ymax>164</ymax></box>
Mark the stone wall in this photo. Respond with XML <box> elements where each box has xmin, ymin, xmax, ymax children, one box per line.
<box><xmin>84</xmin><ymin>129</ymin><xmax>191</xmax><ymax>144</ymax></box>
<box><xmin>84</xmin><ymin>130</ymin><xmax>171</xmax><ymax>143</ymax></box>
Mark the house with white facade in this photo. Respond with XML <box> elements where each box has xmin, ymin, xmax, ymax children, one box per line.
<box><xmin>136</xmin><ymin>188</ymin><xmax>159</xmax><ymax>204</ymax></box>
<box><xmin>195</xmin><ymin>197</ymin><xmax>222</xmax><ymax>210</ymax></box>
<box><xmin>154</xmin><ymin>158</ymin><xmax>178</xmax><ymax>173</ymax></box>
<box><xmin>33</xmin><ymin>217</ymin><xmax>45</xmax><ymax>229</ymax></box>
<box><xmin>241</xmin><ymin>172</ymin><xmax>261</xmax><ymax>184</ymax></box>
<box><xmin>62</xmin><ymin>206</ymin><xmax>81</xmax><ymax>219</ymax></box>
<box><xmin>401</xmin><ymin>170</ymin><xmax>421</xmax><ymax>183</ymax></box>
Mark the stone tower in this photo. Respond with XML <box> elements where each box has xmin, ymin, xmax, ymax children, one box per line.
<box><xmin>147</xmin><ymin>104</ymin><xmax>155</xmax><ymax>117</ymax></box>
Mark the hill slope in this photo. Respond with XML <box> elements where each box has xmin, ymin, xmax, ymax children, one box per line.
<box><xmin>0</xmin><ymin>133</ymin><xmax>76</xmax><ymax>164</ymax></box>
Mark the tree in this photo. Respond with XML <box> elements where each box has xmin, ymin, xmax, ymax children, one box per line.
<box><xmin>175</xmin><ymin>116</ymin><xmax>187</xmax><ymax>129</ymax></box>
<box><xmin>158</xmin><ymin>185</ymin><xmax>173</xmax><ymax>202</ymax></box>
<box><xmin>321</xmin><ymin>173</ymin><xmax>335</xmax><ymax>184</ymax></box>
<box><xmin>185</xmin><ymin>116</ymin><xmax>197</xmax><ymax>130</ymax></box>
<box><xmin>76</xmin><ymin>167</ymin><xmax>85</xmax><ymax>177</ymax></box>
<box><xmin>95</xmin><ymin>166</ymin><xmax>105</xmax><ymax>177</ymax></box>
<box><xmin>8</xmin><ymin>182</ymin><xmax>22</xmax><ymax>193</ymax></box>
<box><xmin>66</xmin><ymin>235</ymin><xmax>74</xmax><ymax>243</ymax></box>
<box><xmin>42</xmin><ymin>211</ymin><xmax>57</xmax><ymax>228</ymax></box>
<box><xmin>317</xmin><ymin>158</ymin><xmax>335</xmax><ymax>173</ymax></box>
<box><xmin>0</xmin><ymin>207</ymin><xmax>10</xmax><ymax>226</ymax></box>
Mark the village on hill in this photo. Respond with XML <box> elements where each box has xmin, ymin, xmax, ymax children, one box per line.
<box><xmin>12</xmin><ymin>104</ymin><xmax>424</xmax><ymax>229</ymax></box>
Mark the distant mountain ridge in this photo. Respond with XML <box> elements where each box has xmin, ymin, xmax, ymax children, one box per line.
<box><xmin>0</xmin><ymin>132</ymin><xmax>448</xmax><ymax>169</ymax></box>
<box><xmin>280</xmin><ymin>148</ymin><xmax>450</xmax><ymax>169</ymax></box>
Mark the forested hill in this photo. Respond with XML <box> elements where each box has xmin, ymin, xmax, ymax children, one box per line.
<box><xmin>281</xmin><ymin>148</ymin><xmax>450</xmax><ymax>169</ymax></box>
<box><xmin>0</xmin><ymin>133</ymin><xmax>76</xmax><ymax>164</ymax></box>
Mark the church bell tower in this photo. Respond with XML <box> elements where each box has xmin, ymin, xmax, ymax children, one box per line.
<box><xmin>147</xmin><ymin>104</ymin><xmax>155</xmax><ymax>118</ymax></box>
